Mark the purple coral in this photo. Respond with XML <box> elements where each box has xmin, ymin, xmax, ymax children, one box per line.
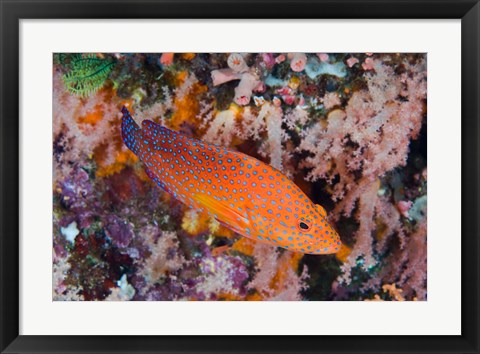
<box><xmin>104</xmin><ymin>215</ymin><xmax>135</xmax><ymax>248</ymax></box>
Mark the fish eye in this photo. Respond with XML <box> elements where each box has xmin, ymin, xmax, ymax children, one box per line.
<box><xmin>297</xmin><ymin>220</ymin><xmax>311</xmax><ymax>232</ymax></box>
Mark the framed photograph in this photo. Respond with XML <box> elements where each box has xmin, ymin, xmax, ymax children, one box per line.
<box><xmin>1</xmin><ymin>0</ymin><xmax>478</xmax><ymax>353</ymax></box>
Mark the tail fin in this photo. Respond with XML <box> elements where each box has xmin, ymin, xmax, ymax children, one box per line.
<box><xmin>121</xmin><ymin>106</ymin><xmax>143</xmax><ymax>155</ymax></box>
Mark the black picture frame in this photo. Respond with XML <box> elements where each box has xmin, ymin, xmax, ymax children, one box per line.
<box><xmin>1</xmin><ymin>1</ymin><xmax>479</xmax><ymax>353</ymax></box>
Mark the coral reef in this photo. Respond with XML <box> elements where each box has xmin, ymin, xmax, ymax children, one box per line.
<box><xmin>53</xmin><ymin>53</ymin><xmax>427</xmax><ymax>301</ymax></box>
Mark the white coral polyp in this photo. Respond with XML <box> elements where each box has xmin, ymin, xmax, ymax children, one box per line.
<box><xmin>227</xmin><ymin>53</ymin><xmax>248</xmax><ymax>73</ymax></box>
<box><xmin>234</xmin><ymin>73</ymin><xmax>259</xmax><ymax>106</ymax></box>
<box><xmin>290</xmin><ymin>53</ymin><xmax>307</xmax><ymax>72</ymax></box>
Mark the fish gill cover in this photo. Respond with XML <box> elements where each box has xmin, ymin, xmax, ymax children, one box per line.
<box><xmin>53</xmin><ymin>53</ymin><xmax>427</xmax><ymax>301</ymax></box>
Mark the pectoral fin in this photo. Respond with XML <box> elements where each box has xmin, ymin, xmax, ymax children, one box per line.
<box><xmin>194</xmin><ymin>193</ymin><xmax>250</xmax><ymax>235</ymax></box>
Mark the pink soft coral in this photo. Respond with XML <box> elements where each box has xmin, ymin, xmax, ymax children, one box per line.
<box><xmin>298</xmin><ymin>58</ymin><xmax>427</xmax><ymax>296</ymax></box>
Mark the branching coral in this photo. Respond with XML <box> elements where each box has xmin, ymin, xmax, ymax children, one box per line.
<box><xmin>53</xmin><ymin>69</ymin><xmax>129</xmax><ymax>182</ymax></box>
<box><xmin>247</xmin><ymin>243</ymin><xmax>309</xmax><ymax>300</ymax></box>
<box><xmin>298</xmin><ymin>57</ymin><xmax>427</xmax><ymax>298</ymax></box>
<box><xmin>194</xmin><ymin>256</ymin><xmax>249</xmax><ymax>300</ymax></box>
<box><xmin>202</xmin><ymin>108</ymin><xmax>237</xmax><ymax>146</ymax></box>
<box><xmin>201</xmin><ymin>102</ymin><xmax>287</xmax><ymax>172</ymax></box>
<box><xmin>138</xmin><ymin>230</ymin><xmax>186</xmax><ymax>297</ymax></box>
<box><xmin>240</xmin><ymin>103</ymin><xmax>286</xmax><ymax>171</ymax></box>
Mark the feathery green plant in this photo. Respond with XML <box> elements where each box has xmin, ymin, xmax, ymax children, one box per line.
<box><xmin>62</xmin><ymin>54</ymin><xmax>115</xmax><ymax>97</ymax></box>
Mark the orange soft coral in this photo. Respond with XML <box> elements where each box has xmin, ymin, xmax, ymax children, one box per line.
<box><xmin>94</xmin><ymin>144</ymin><xmax>138</xmax><ymax>178</ymax></box>
<box><xmin>231</xmin><ymin>238</ymin><xmax>256</xmax><ymax>256</ymax></box>
<box><xmin>77</xmin><ymin>104</ymin><xmax>104</xmax><ymax>125</ymax></box>
<box><xmin>169</xmin><ymin>72</ymin><xmax>208</xmax><ymax>131</ymax></box>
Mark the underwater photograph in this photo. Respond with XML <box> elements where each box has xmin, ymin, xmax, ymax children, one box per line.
<box><xmin>53</xmin><ymin>52</ymin><xmax>427</xmax><ymax>301</ymax></box>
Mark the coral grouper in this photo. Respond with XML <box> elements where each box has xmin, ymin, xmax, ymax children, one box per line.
<box><xmin>121</xmin><ymin>106</ymin><xmax>342</xmax><ymax>255</ymax></box>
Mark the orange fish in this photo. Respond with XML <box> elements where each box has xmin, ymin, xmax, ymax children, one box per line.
<box><xmin>121</xmin><ymin>107</ymin><xmax>342</xmax><ymax>254</ymax></box>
